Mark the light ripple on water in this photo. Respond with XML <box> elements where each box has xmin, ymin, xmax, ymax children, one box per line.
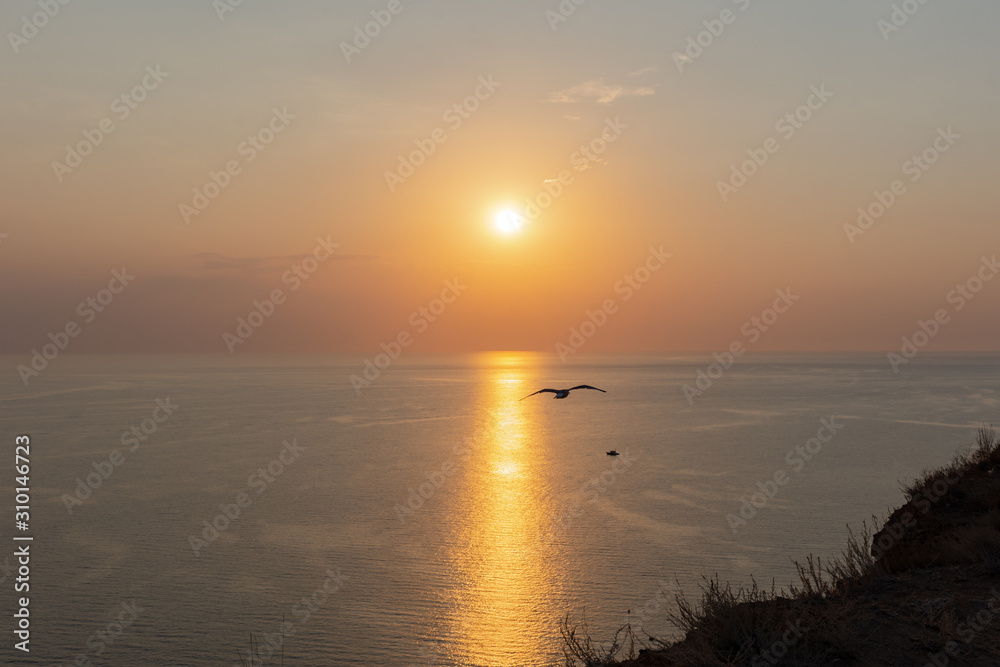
<box><xmin>0</xmin><ymin>353</ymin><xmax>996</xmax><ymax>665</ymax></box>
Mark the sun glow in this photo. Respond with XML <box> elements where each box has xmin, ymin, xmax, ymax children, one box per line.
<box><xmin>443</xmin><ymin>353</ymin><xmax>554</xmax><ymax>665</ymax></box>
<box><xmin>494</xmin><ymin>209</ymin><xmax>524</xmax><ymax>236</ymax></box>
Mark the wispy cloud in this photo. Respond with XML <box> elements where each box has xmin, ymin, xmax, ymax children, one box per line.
<box><xmin>548</xmin><ymin>78</ymin><xmax>656</xmax><ymax>104</ymax></box>
<box><xmin>628</xmin><ymin>66</ymin><xmax>658</xmax><ymax>77</ymax></box>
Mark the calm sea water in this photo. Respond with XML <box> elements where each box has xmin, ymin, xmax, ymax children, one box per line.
<box><xmin>0</xmin><ymin>353</ymin><xmax>996</xmax><ymax>666</ymax></box>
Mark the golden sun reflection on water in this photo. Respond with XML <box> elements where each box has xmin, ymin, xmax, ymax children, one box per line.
<box><xmin>444</xmin><ymin>353</ymin><xmax>561</xmax><ymax>666</ymax></box>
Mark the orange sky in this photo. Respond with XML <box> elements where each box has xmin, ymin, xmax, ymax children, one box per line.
<box><xmin>1</xmin><ymin>0</ymin><xmax>998</xmax><ymax>355</ymax></box>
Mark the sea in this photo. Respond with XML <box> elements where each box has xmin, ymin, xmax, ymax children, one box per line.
<box><xmin>0</xmin><ymin>352</ymin><xmax>996</xmax><ymax>666</ymax></box>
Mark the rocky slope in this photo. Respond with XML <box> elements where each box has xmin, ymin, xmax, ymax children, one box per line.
<box><xmin>605</xmin><ymin>428</ymin><xmax>1000</xmax><ymax>667</ymax></box>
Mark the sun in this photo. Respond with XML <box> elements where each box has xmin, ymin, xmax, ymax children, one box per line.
<box><xmin>494</xmin><ymin>209</ymin><xmax>525</xmax><ymax>236</ymax></box>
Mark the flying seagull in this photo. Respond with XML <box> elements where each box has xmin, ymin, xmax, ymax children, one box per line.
<box><xmin>519</xmin><ymin>385</ymin><xmax>606</xmax><ymax>401</ymax></box>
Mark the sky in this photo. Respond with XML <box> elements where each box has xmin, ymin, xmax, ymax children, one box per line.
<box><xmin>1</xmin><ymin>0</ymin><xmax>998</xmax><ymax>355</ymax></box>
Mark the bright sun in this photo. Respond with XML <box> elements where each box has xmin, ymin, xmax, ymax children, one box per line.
<box><xmin>494</xmin><ymin>209</ymin><xmax>525</xmax><ymax>236</ymax></box>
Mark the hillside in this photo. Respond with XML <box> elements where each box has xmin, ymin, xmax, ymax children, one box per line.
<box><xmin>563</xmin><ymin>426</ymin><xmax>1000</xmax><ymax>666</ymax></box>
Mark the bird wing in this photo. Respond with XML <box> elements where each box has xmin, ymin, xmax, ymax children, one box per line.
<box><xmin>569</xmin><ymin>385</ymin><xmax>606</xmax><ymax>393</ymax></box>
<box><xmin>519</xmin><ymin>389</ymin><xmax>558</xmax><ymax>401</ymax></box>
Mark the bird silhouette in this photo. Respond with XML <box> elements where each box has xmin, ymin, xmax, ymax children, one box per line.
<box><xmin>519</xmin><ymin>385</ymin><xmax>606</xmax><ymax>401</ymax></box>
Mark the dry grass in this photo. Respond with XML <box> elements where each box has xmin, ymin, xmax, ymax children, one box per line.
<box><xmin>566</xmin><ymin>425</ymin><xmax>1000</xmax><ymax>666</ymax></box>
<box><xmin>919</xmin><ymin>601</ymin><xmax>961</xmax><ymax>651</ymax></box>
<box><xmin>901</xmin><ymin>424</ymin><xmax>997</xmax><ymax>500</ymax></box>
<box><xmin>876</xmin><ymin>424</ymin><xmax>1000</xmax><ymax>572</ymax></box>
<box><xmin>790</xmin><ymin>523</ymin><xmax>881</xmax><ymax>599</ymax></box>
<box><xmin>559</xmin><ymin>526</ymin><xmax>882</xmax><ymax>665</ymax></box>
<box><xmin>648</xmin><ymin>528</ymin><xmax>877</xmax><ymax>665</ymax></box>
<box><xmin>560</xmin><ymin>612</ymin><xmax>640</xmax><ymax>666</ymax></box>
<box><xmin>664</xmin><ymin>576</ymin><xmax>788</xmax><ymax>664</ymax></box>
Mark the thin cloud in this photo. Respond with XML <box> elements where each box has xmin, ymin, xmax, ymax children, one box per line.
<box><xmin>628</xmin><ymin>66</ymin><xmax>658</xmax><ymax>77</ymax></box>
<box><xmin>574</xmin><ymin>158</ymin><xmax>607</xmax><ymax>173</ymax></box>
<box><xmin>548</xmin><ymin>78</ymin><xmax>656</xmax><ymax>104</ymax></box>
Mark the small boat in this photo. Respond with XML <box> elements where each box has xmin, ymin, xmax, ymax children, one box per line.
<box><xmin>606</xmin><ymin>450</ymin><xmax>620</xmax><ymax>456</ymax></box>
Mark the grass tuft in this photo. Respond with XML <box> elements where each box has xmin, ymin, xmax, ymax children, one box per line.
<box><xmin>560</xmin><ymin>612</ymin><xmax>640</xmax><ymax>666</ymax></box>
<box><xmin>565</xmin><ymin>424</ymin><xmax>1000</xmax><ymax>665</ymax></box>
